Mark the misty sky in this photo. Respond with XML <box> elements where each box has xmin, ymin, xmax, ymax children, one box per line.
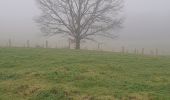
<box><xmin>0</xmin><ymin>0</ymin><xmax>170</xmax><ymax>54</ymax></box>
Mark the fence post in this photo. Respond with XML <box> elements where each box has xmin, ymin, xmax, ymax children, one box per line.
<box><xmin>136</xmin><ymin>49</ymin><xmax>139</xmax><ymax>55</ymax></box>
<box><xmin>68</xmin><ymin>39</ymin><xmax>71</xmax><ymax>49</ymax></box>
<box><xmin>156</xmin><ymin>48</ymin><xmax>158</xmax><ymax>56</ymax></box>
<box><xmin>142</xmin><ymin>48</ymin><xmax>145</xmax><ymax>55</ymax></box>
<box><xmin>97</xmin><ymin>43</ymin><xmax>103</xmax><ymax>51</ymax></box>
<box><xmin>97</xmin><ymin>43</ymin><xmax>100</xmax><ymax>50</ymax></box>
<box><xmin>134</xmin><ymin>48</ymin><xmax>137</xmax><ymax>54</ymax></box>
<box><xmin>150</xmin><ymin>50</ymin><xmax>154</xmax><ymax>56</ymax></box>
<box><xmin>27</xmin><ymin>40</ymin><xmax>30</xmax><ymax>48</ymax></box>
<box><xmin>122</xmin><ymin>46</ymin><xmax>125</xmax><ymax>54</ymax></box>
<box><xmin>8</xmin><ymin>39</ymin><xmax>12</xmax><ymax>47</ymax></box>
<box><xmin>45</xmin><ymin>40</ymin><xmax>48</xmax><ymax>48</ymax></box>
<box><xmin>126</xmin><ymin>49</ymin><xmax>129</xmax><ymax>54</ymax></box>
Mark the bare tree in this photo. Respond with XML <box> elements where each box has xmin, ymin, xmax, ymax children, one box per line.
<box><xmin>35</xmin><ymin>0</ymin><xmax>123</xmax><ymax>49</ymax></box>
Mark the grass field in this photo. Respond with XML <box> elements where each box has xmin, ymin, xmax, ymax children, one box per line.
<box><xmin>0</xmin><ymin>48</ymin><xmax>170</xmax><ymax>100</ymax></box>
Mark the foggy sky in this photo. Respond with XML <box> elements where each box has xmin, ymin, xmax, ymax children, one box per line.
<box><xmin>0</xmin><ymin>0</ymin><xmax>170</xmax><ymax>54</ymax></box>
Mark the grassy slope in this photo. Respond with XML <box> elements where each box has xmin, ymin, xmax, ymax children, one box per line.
<box><xmin>0</xmin><ymin>48</ymin><xmax>170</xmax><ymax>100</ymax></box>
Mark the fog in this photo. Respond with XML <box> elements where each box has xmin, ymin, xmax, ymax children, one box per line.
<box><xmin>0</xmin><ymin>0</ymin><xmax>170</xmax><ymax>55</ymax></box>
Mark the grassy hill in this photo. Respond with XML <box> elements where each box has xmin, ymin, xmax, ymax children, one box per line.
<box><xmin>0</xmin><ymin>48</ymin><xmax>170</xmax><ymax>100</ymax></box>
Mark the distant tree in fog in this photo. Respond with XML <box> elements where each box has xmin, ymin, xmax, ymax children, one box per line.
<box><xmin>35</xmin><ymin>0</ymin><xmax>123</xmax><ymax>49</ymax></box>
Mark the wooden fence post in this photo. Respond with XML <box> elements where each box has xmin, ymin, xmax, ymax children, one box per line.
<box><xmin>45</xmin><ymin>40</ymin><xmax>48</xmax><ymax>48</ymax></box>
<box><xmin>8</xmin><ymin>39</ymin><xmax>12</xmax><ymax>47</ymax></box>
<box><xmin>156</xmin><ymin>48</ymin><xmax>158</xmax><ymax>56</ymax></box>
<box><xmin>97</xmin><ymin>43</ymin><xmax>103</xmax><ymax>51</ymax></box>
<box><xmin>150</xmin><ymin>50</ymin><xmax>154</xmax><ymax>56</ymax></box>
<box><xmin>68</xmin><ymin>39</ymin><xmax>71</xmax><ymax>49</ymax></box>
<box><xmin>136</xmin><ymin>49</ymin><xmax>139</xmax><ymax>55</ymax></box>
<box><xmin>134</xmin><ymin>48</ymin><xmax>137</xmax><ymax>54</ymax></box>
<box><xmin>27</xmin><ymin>40</ymin><xmax>30</xmax><ymax>48</ymax></box>
<box><xmin>142</xmin><ymin>48</ymin><xmax>145</xmax><ymax>55</ymax></box>
<box><xmin>122</xmin><ymin>46</ymin><xmax>125</xmax><ymax>54</ymax></box>
<box><xmin>98</xmin><ymin>43</ymin><xmax>100</xmax><ymax>50</ymax></box>
<box><xmin>126</xmin><ymin>50</ymin><xmax>129</xmax><ymax>54</ymax></box>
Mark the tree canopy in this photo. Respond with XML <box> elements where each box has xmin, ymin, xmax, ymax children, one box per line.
<box><xmin>36</xmin><ymin>0</ymin><xmax>123</xmax><ymax>49</ymax></box>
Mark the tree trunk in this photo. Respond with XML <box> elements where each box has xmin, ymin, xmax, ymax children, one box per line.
<box><xmin>75</xmin><ymin>38</ymin><xmax>80</xmax><ymax>49</ymax></box>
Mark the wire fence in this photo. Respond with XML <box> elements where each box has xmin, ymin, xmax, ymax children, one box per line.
<box><xmin>0</xmin><ymin>39</ymin><xmax>160</xmax><ymax>56</ymax></box>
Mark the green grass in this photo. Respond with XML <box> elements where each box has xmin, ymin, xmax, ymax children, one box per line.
<box><xmin>0</xmin><ymin>47</ymin><xmax>170</xmax><ymax>100</ymax></box>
